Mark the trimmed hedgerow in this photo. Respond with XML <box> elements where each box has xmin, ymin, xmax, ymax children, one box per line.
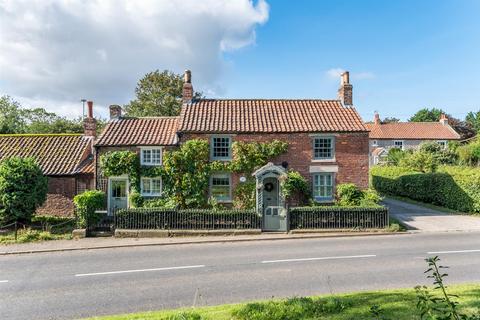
<box><xmin>371</xmin><ymin>166</ymin><xmax>480</xmax><ymax>214</ymax></box>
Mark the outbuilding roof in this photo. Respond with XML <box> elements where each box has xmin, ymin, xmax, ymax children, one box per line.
<box><xmin>365</xmin><ymin>122</ymin><xmax>461</xmax><ymax>140</ymax></box>
<box><xmin>177</xmin><ymin>99</ymin><xmax>367</xmax><ymax>133</ymax></box>
<box><xmin>0</xmin><ymin>134</ymin><xmax>93</xmax><ymax>175</ymax></box>
<box><xmin>95</xmin><ymin>117</ymin><xmax>179</xmax><ymax>146</ymax></box>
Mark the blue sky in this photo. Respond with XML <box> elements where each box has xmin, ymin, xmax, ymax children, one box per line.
<box><xmin>1</xmin><ymin>0</ymin><xmax>479</xmax><ymax>121</ymax></box>
<box><xmin>223</xmin><ymin>0</ymin><xmax>480</xmax><ymax>121</ymax></box>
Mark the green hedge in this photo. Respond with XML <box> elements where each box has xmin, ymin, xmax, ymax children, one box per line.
<box><xmin>371</xmin><ymin>166</ymin><xmax>480</xmax><ymax>214</ymax></box>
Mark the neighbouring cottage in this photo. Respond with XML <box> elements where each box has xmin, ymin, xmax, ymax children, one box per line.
<box><xmin>94</xmin><ymin>71</ymin><xmax>369</xmax><ymax>231</ymax></box>
<box><xmin>365</xmin><ymin>113</ymin><xmax>461</xmax><ymax>165</ymax></box>
<box><xmin>0</xmin><ymin>102</ymin><xmax>97</xmax><ymax>217</ymax></box>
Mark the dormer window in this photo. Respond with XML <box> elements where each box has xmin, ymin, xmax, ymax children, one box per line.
<box><xmin>140</xmin><ymin>147</ymin><xmax>162</xmax><ymax>166</ymax></box>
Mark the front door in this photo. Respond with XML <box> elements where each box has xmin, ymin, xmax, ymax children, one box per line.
<box><xmin>263</xmin><ymin>177</ymin><xmax>284</xmax><ymax>231</ymax></box>
<box><xmin>109</xmin><ymin>178</ymin><xmax>128</xmax><ymax>214</ymax></box>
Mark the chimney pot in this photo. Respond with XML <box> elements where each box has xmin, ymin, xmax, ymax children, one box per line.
<box><xmin>374</xmin><ymin>112</ymin><xmax>381</xmax><ymax>125</ymax></box>
<box><xmin>182</xmin><ymin>69</ymin><xmax>194</xmax><ymax>103</ymax></box>
<box><xmin>439</xmin><ymin>113</ymin><xmax>449</xmax><ymax>125</ymax></box>
<box><xmin>87</xmin><ymin>101</ymin><xmax>93</xmax><ymax>118</ymax></box>
<box><xmin>341</xmin><ymin>71</ymin><xmax>350</xmax><ymax>85</ymax></box>
<box><xmin>83</xmin><ymin>101</ymin><xmax>97</xmax><ymax>137</ymax></box>
<box><xmin>109</xmin><ymin>105</ymin><xmax>122</xmax><ymax>120</ymax></box>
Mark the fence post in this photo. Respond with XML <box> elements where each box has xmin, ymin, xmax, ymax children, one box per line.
<box><xmin>14</xmin><ymin>221</ymin><xmax>18</xmax><ymax>241</ymax></box>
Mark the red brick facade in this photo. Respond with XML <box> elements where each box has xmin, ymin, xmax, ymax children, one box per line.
<box><xmin>35</xmin><ymin>174</ymin><xmax>94</xmax><ymax>217</ymax></box>
<box><xmin>182</xmin><ymin>131</ymin><xmax>370</xmax><ymax>197</ymax></box>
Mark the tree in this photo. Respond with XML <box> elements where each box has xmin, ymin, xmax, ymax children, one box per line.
<box><xmin>124</xmin><ymin>70</ymin><xmax>203</xmax><ymax>117</ymax></box>
<box><xmin>466</xmin><ymin>111</ymin><xmax>480</xmax><ymax>134</ymax></box>
<box><xmin>0</xmin><ymin>96</ymin><xmax>26</xmax><ymax>134</ymax></box>
<box><xmin>0</xmin><ymin>157</ymin><xmax>48</xmax><ymax>223</ymax></box>
<box><xmin>408</xmin><ymin>108</ymin><xmax>445</xmax><ymax>122</ymax></box>
<box><xmin>23</xmin><ymin>108</ymin><xmax>84</xmax><ymax>134</ymax></box>
<box><xmin>381</xmin><ymin>117</ymin><xmax>400</xmax><ymax>124</ymax></box>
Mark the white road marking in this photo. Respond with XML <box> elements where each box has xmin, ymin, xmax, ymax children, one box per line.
<box><xmin>261</xmin><ymin>254</ymin><xmax>376</xmax><ymax>264</ymax></box>
<box><xmin>75</xmin><ymin>265</ymin><xmax>205</xmax><ymax>277</ymax></box>
<box><xmin>427</xmin><ymin>249</ymin><xmax>480</xmax><ymax>255</ymax></box>
<box><xmin>0</xmin><ymin>280</ymin><xmax>8</xmax><ymax>283</ymax></box>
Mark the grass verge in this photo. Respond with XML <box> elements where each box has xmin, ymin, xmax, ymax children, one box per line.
<box><xmin>0</xmin><ymin>228</ymin><xmax>72</xmax><ymax>245</ymax></box>
<box><xmin>84</xmin><ymin>284</ymin><xmax>480</xmax><ymax>320</ymax></box>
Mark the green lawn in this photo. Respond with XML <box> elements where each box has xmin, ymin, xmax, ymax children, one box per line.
<box><xmin>85</xmin><ymin>284</ymin><xmax>480</xmax><ymax>320</ymax></box>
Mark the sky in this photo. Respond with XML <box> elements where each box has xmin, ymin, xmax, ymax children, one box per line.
<box><xmin>1</xmin><ymin>0</ymin><xmax>479</xmax><ymax>121</ymax></box>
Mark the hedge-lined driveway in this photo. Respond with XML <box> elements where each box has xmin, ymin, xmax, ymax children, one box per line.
<box><xmin>384</xmin><ymin>198</ymin><xmax>480</xmax><ymax>232</ymax></box>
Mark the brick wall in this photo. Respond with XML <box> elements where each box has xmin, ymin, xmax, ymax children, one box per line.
<box><xmin>35</xmin><ymin>175</ymin><xmax>93</xmax><ymax>217</ymax></box>
<box><xmin>182</xmin><ymin>132</ymin><xmax>370</xmax><ymax>195</ymax></box>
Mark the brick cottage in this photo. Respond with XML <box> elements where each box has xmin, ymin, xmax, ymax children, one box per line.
<box><xmin>0</xmin><ymin>102</ymin><xmax>97</xmax><ymax>217</ymax></box>
<box><xmin>94</xmin><ymin>71</ymin><xmax>369</xmax><ymax>230</ymax></box>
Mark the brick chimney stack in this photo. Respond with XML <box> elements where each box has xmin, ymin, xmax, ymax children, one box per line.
<box><xmin>439</xmin><ymin>113</ymin><xmax>449</xmax><ymax>125</ymax></box>
<box><xmin>83</xmin><ymin>101</ymin><xmax>97</xmax><ymax>137</ymax></box>
<box><xmin>374</xmin><ymin>112</ymin><xmax>381</xmax><ymax>125</ymax></box>
<box><xmin>337</xmin><ymin>71</ymin><xmax>353</xmax><ymax>106</ymax></box>
<box><xmin>109</xmin><ymin>105</ymin><xmax>122</xmax><ymax>120</ymax></box>
<box><xmin>182</xmin><ymin>69</ymin><xmax>193</xmax><ymax>103</ymax></box>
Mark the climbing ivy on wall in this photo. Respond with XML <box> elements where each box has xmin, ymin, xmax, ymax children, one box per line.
<box><xmin>99</xmin><ymin>139</ymin><xmax>293</xmax><ymax>209</ymax></box>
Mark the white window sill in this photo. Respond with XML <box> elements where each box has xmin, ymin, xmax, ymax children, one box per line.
<box><xmin>311</xmin><ymin>158</ymin><xmax>336</xmax><ymax>163</ymax></box>
<box><xmin>141</xmin><ymin>163</ymin><xmax>162</xmax><ymax>166</ymax></box>
<box><xmin>141</xmin><ymin>193</ymin><xmax>162</xmax><ymax>197</ymax></box>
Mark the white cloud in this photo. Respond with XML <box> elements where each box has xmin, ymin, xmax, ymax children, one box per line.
<box><xmin>325</xmin><ymin>68</ymin><xmax>375</xmax><ymax>81</ymax></box>
<box><xmin>0</xmin><ymin>0</ymin><xmax>269</xmax><ymax>117</ymax></box>
<box><xmin>326</xmin><ymin>68</ymin><xmax>345</xmax><ymax>79</ymax></box>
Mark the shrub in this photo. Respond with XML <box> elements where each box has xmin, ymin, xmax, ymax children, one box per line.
<box><xmin>336</xmin><ymin>183</ymin><xmax>382</xmax><ymax>207</ymax></box>
<box><xmin>399</xmin><ymin>151</ymin><xmax>437</xmax><ymax>173</ymax></box>
<box><xmin>73</xmin><ymin>190</ymin><xmax>105</xmax><ymax>228</ymax></box>
<box><xmin>386</xmin><ymin>148</ymin><xmax>406</xmax><ymax>165</ymax></box>
<box><xmin>143</xmin><ymin>197</ymin><xmax>177</xmax><ymax>209</ymax></box>
<box><xmin>336</xmin><ymin>183</ymin><xmax>364</xmax><ymax>206</ymax></box>
<box><xmin>31</xmin><ymin>215</ymin><xmax>75</xmax><ymax>232</ymax></box>
<box><xmin>419</xmin><ymin>141</ymin><xmax>458</xmax><ymax>165</ymax></box>
<box><xmin>0</xmin><ymin>157</ymin><xmax>48</xmax><ymax>223</ymax></box>
<box><xmin>280</xmin><ymin>170</ymin><xmax>310</xmax><ymax>202</ymax></box>
<box><xmin>458</xmin><ymin>139</ymin><xmax>480</xmax><ymax>166</ymax></box>
<box><xmin>129</xmin><ymin>191</ymin><xmax>144</xmax><ymax>208</ymax></box>
<box><xmin>371</xmin><ymin>165</ymin><xmax>480</xmax><ymax>213</ymax></box>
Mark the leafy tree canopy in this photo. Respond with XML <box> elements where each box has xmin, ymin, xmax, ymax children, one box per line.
<box><xmin>466</xmin><ymin>110</ymin><xmax>480</xmax><ymax>134</ymax></box>
<box><xmin>381</xmin><ymin>117</ymin><xmax>400</xmax><ymax>124</ymax></box>
<box><xmin>0</xmin><ymin>157</ymin><xmax>48</xmax><ymax>223</ymax></box>
<box><xmin>408</xmin><ymin>108</ymin><xmax>445</xmax><ymax>122</ymax></box>
<box><xmin>0</xmin><ymin>95</ymin><xmax>106</xmax><ymax>134</ymax></box>
<box><xmin>124</xmin><ymin>70</ymin><xmax>203</xmax><ymax>117</ymax></box>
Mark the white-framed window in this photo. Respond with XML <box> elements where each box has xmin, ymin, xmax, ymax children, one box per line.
<box><xmin>211</xmin><ymin>136</ymin><xmax>232</xmax><ymax>160</ymax></box>
<box><xmin>372</xmin><ymin>140</ymin><xmax>378</xmax><ymax>147</ymax></box>
<box><xmin>140</xmin><ymin>147</ymin><xmax>162</xmax><ymax>166</ymax></box>
<box><xmin>313</xmin><ymin>173</ymin><xmax>334</xmax><ymax>201</ymax></box>
<box><xmin>141</xmin><ymin>177</ymin><xmax>162</xmax><ymax>196</ymax></box>
<box><xmin>313</xmin><ymin>137</ymin><xmax>335</xmax><ymax>160</ymax></box>
<box><xmin>437</xmin><ymin>140</ymin><xmax>447</xmax><ymax>149</ymax></box>
<box><xmin>210</xmin><ymin>173</ymin><xmax>232</xmax><ymax>202</ymax></box>
<box><xmin>393</xmin><ymin>140</ymin><xmax>404</xmax><ymax>150</ymax></box>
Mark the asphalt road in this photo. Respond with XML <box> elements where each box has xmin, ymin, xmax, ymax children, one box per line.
<box><xmin>2</xmin><ymin>231</ymin><xmax>480</xmax><ymax>320</ymax></box>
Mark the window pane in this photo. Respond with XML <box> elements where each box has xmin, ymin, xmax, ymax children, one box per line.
<box><xmin>152</xmin><ymin>178</ymin><xmax>162</xmax><ymax>194</ymax></box>
<box><xmin>112</xmin><ymin>180</ymin><xmax>126</xmax><ymax>198</ymax></box>
<box><xmin>314</xmin><ymin>138</ymin><xmax>333</xmax><ymax>159</ymax></box>
<box><xmin>313</xmin><ymin>173</ymin><xmax>333</xmax><ymax>200</ymax></box>
<box><xmin>213</xmin><ymin>137</ymin><xmax>231</xmax><ymax>159</ymax></box>
<box><xmin>142</xmin><ymin>178</ymin><xmax>151</xmax><ymax>194</ymax></box>
<box><xmin>211</xmin><ymin>174</ymin><xmax>231</xmax><ymax>200</ymax></box>
<box><xmin>151</xmin><ymin>149</ymin><xmax>162</xmax><ymax>164</ymax></box>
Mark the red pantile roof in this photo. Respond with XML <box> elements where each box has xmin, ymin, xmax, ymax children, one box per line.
<box><xmin>366</xmin><ymin>122</ymin><xmax>461</xmax><ymax>140</ymax></box>
<box><xmin>178</xmin><ymin>99</ymin><xmax>367</xmax><ymax>133</ymax></box>
<box><xmin>95</xmin><ymin>117</ymin><xmax>179</xmax><ymax>146</ymax></box>
<box><xmin>0</xmin><ymin>134</ymin><xmax>93</xmax><ymax>175</ymax></box>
